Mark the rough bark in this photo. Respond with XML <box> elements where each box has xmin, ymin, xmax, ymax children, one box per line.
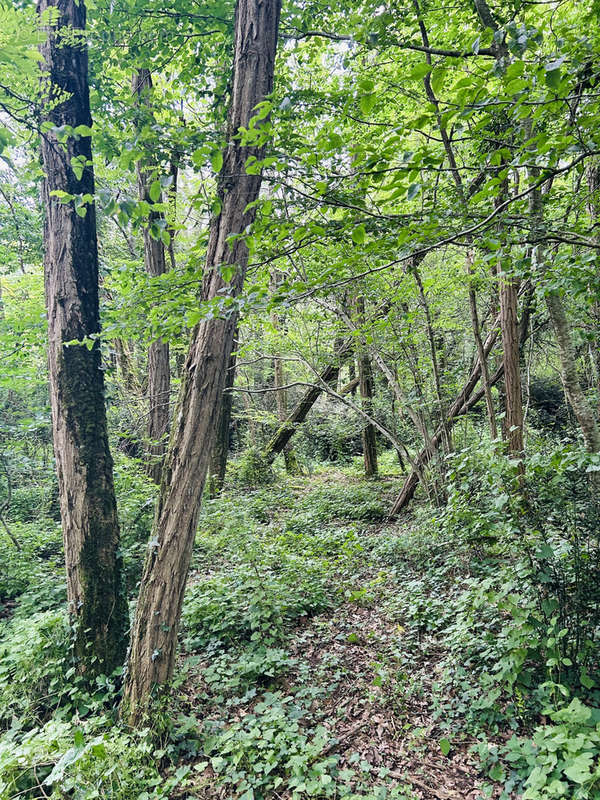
<box><xmin>123</xmin><ymin>0</ymin><xmax>281</xmax><ymax>720</ymax></box>
<box><xmin>38</xmin><ymin>0</ymin><xmax>127</xmax><ymax>674</ymax></box>
<box><xmin>132</xmin><ymin>69</ymin><xmax>171</xmax><ymax>484</ymax></box>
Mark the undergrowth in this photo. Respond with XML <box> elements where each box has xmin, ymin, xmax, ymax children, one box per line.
<box><xmin>2</xmin><ymin>444</ymin><xmax>600</xmax><ymax>799</ymax></box>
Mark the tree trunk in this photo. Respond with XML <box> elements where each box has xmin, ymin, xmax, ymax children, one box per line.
<box><xmin>354</xmin><ymin>297</ymin><xmax>377</xmax><ymax>477</ymax></box>
<box><xmin>529</xmin><ymin>172</ymin><xmax>600</xmax><ymax>452</ymax></box>
<box><xmin>271</xmin><ymin>272</ymin><xmax>299</xmax><ymax>473</ymax></box>
<box><xmin>263</xmin><ymin>354</ymin><xmax>349</xmax><ymax>462</ymax></box>
<box><xmin>209</xmin><ymin>342</ymin><xmax>237</xmax><ymax>496</ymax></box>
<box><xmin>38</xmin><ymin>0</ymin><xmax>127</xmax><ymax>675</ymax></box>
<box><xmin>466</xmin><ymin>251</ymin><xmax>498</xmax><ymax>439</ymax></box>
<box><xmin>359</xmin><ymin>351</ymin><xmax>378</xmax><ymax>477</ymax></box>
<box><xmin>388</xmin><ymin>295</ymin><xmax>533</xmax><ymax>516</ymax></box>
<box><xmin>546</xmin><ymin>293</ymin><xmax>600</xmax><ymax>452</ymax></box>
<box><xmin>133</xmin><ymin>69</ymin><xmax>171</xmax><ymax>484</ymax></box>
<box><xmin>499</xmin><ymin>273</ymin><xmax>524</xmax><ymax>455</ymax></box>
<box><xmin>388</xmin><ymin>320</ymin><xmax>502</xmax><ymax>517</ymax></box>
<box><xmin>262</xmin><ymin>296</ymin><xmax>398</xmax><ymax>463</ymax></box>
<box><xmin>389</xmin><ymin>359</ymin><xmax>506</xmax><ymax>517</ymax></box>
<box><xmin>122</xmin><ymin>0</ymin><xmax>281</xmax><ymax>721</ymax></box>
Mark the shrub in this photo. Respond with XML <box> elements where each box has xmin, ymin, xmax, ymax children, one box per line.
<box><xmin>0</xmin><ymin>522</ymin><xmax>63</xmax><ymax>605</ymax></box>
<box><xmin>0</xmin><ymin>718</ymin><xmax>189</xmax><ymax>800</ymax></box>
<box><xmin>480</xmin><ymin>699</ymin><xmax>600</xmax><ymax>799</ymax></box>
<box><xmin>230</xmin><ymin>447</ymin><xmax>275</xmax><ymax>488</ymax></box>
<box><xmin>0</xmin><ymin>610</ymin><xmax>70</xmax><ymax>729</ymax></box>
<box><xmin>183</xmin><ymin>565</ymin><xmax>331</xmax><ymax>653</ymax></box>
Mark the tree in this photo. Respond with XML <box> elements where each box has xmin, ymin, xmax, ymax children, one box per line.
<box><xmin>132</xmin><ymin>69</ymin><xmax>172</xmax><ymax>484</ymax></box>
<box><xmin>37</xmin><ymin>0</ymin><xmax>127</xmax><ymax>675</ymax></box>
<box><xmin>122</xmin><ymin>0</ymin><xmax>282</xmax><ymax>720</ymax></box>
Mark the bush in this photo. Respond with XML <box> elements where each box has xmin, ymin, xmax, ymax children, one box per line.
<box><xmin>6</xmin><ymin>484</ymin><xmax>51</xmax><ymax>523</ymax></box>
<box><xmin>201</xmin><ymin>691</ymin><xmax>338</xmax><ymax>800</ymax></box>
<box><xmin>0</xmin><ymin>610</ymin><xmax>70</xmax><ymax>729</ymax></box>
<box><xmin>0</xmin><ymin>522</ymin><xmax>63</xmax><ymax>604</ymax></box>
<box><xmin>479</xmin><ymin>698</ymin><xmax>600</xmax><ymax>799</ymax></box>
<box><xmin>414</xmin><ymin>442</ymin><xmax>600</xmax><ymax>736</ymax></box>
<box><xmin>113</xmin><ymin>455</ymin><xmax>157</xmax><ymax>593</ymax></box>
<box><xmin>0</xmin><ymin>718</ymin><xmax>189</xmax><ymax>800</ymax></box>
<box><xmin>230</xmin><ymin>447</ymin><xmax>275</xmax><ymax>488</ymax></box>
<box><xmin>183</xmin><ymin>564</ymin><xmax>331</xmax><ymax>652</ymax></box>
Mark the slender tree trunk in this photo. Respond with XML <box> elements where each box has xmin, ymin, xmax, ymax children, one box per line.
<box><xmin>263</xmin><ymin>354</ymin><xmax>349</xmax><ymax>462</ymax></box>
<box><xmin>209</xmin><ymin>341</ymin><xmax>237</xmax><ymax>496</ymax></box>
<box><xmin>132</xmin><ymin>70</ymin><xmax>171</xmax><ymax>484</ymax></box>
<box><xmin>466</xmin><ymin>251</ymin><xmax>498</xmax><ymax>439</ymax></box>
<box><xmin>354</xmin><ymin>297</ymin><xmax>377</xmax><ymax>477</ymax></box>
<box><xmin>348</xmin><ymin>360</ymin><xmax>357</xmax><ymax>395</ymax></box>
<box><xmin>587</xmin><ymin>163</ymin><xmax>600</xmax><ymax>415</ymax></box>
<box><xmin>499</xmin><ymin>273</ymin><xmax>524</xmax><ymax>455</ymax></box>
<box><xmin>546</xmin><ymin>293</ymin><xmax>600</xmax><ymax>452</ymax></box>
<box><xmin>359</xmin><ymin>352</ymin><xmax>378</xmax><ymax>477</ymax></box>
<box><xmin>494</xmin><ymin>171</ymin><xmax>524</xmax><ymax>457</ymax></box>
<box><xmin>123</xmin><ymin>0</ymin><xmax>281</xmax><ymax>720</ymax></box>
<box><xmin>262</xmin><ymin>296</ymin><xmax>397</xmax><ymax>462</ymax></box>
<box><xmin>271</xmin><ymin>271</ymin><xmax>299</xmax><ymax>473</ymax></box>
<box><xmin>389</xmin><ymin>295</ymin><xmax>533</xmax><ymax>516</ymax></box>
<box><xmin>529</xmin><ymin>173</ymin><xmax>600</xmax><ymax>452</ymax></box>
<box><xmin>389</xmin><ymin>319</ymin><xmax>502</xmax><ymax>517</ymax></box>
<box><xmin>389</xmin><ymin>359</ymin><xmax>506</xmax><ymax>517</ymax></box>
<box><xmin>38</xmin><ymin>0</ymin><xmax>127</xmax><ymax>675</ymax></box>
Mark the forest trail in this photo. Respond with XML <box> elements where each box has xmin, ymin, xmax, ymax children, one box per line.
<box><xmin>178</xmin><ymin>468</ymin><xmax>499</xmax><ymax>800</ymax></box>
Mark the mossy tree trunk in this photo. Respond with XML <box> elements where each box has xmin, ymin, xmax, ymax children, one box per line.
<box><xmin>122</xmin><ymin>0</ymin><xmax>282</xmax><ymax>722</ymax></box>
<box><xmin>38</xmin><ymin>0</ymin><xmax>128</xmax><ymax>675</ymax></box>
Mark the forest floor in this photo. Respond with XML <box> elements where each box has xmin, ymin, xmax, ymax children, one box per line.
<box><xmin>1</xmin><ymin>457</ymin><xmax>531</xmax><ymax>799</ymax></box>
<box><xmin>175</xmin><ymin>464</ymin><xmax>506</xmax><ymax>800</ymax></box>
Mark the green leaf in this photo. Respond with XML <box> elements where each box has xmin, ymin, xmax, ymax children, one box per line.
<box><xmin>580</xmin><ymin>670</ymin><xmax>596</xmax><ymax>689</ymax></box>
<box><xmin>351</xmin><ymin>224</ymin><xmax>366</xmax><ymax>244</ymax></box>
<box><xmin>544</xmin><ymin>68</ymin><xmax>561</xmax><ymax>90</ymax></box>
<box><xmin>409</xmin><ymin>63</ymin><xmax>431</xmax><ymax>80</ymax></box>
<box><xmin>360</xmin><ymin>94</ymin><xmax>376</xmax><ymax>115</ymax></box>
<box><xmin>149</xmin><ymin>180</ymin><xmax>161</xmax><ymax>203</ymax></box>
<box><xmin>211</xmin><ymin>150</ymin><xmax>224</xmax><ymax>173</ymax></box>
<box><xmin>407</xmin><ymin>183</ymin><xmax>421</xmax><ymax>201</ymax></box>
<box><xmin>73</xmin><ymin>124</ymin><xmax>92</xmax><ymax>137</ymax></box>
<box><xmin>440</xmin><ymin>738</ymin><xmax>451</xmax><ymax>756</ymax></box>
<box><xmin>221</xmin><ymin>264</ymin><xmax>236</xmax><ymax>282</ymax></box>
<box><xmin>563</xmin><ymin>754</ymin><xmax>594</xmax><ymax>784</ymax></box>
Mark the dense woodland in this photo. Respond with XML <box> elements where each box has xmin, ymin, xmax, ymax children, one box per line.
<box><xmin>1</xmin><ymin>0</ymin><xmax>600</xmax><ymax>797</ymax></box>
